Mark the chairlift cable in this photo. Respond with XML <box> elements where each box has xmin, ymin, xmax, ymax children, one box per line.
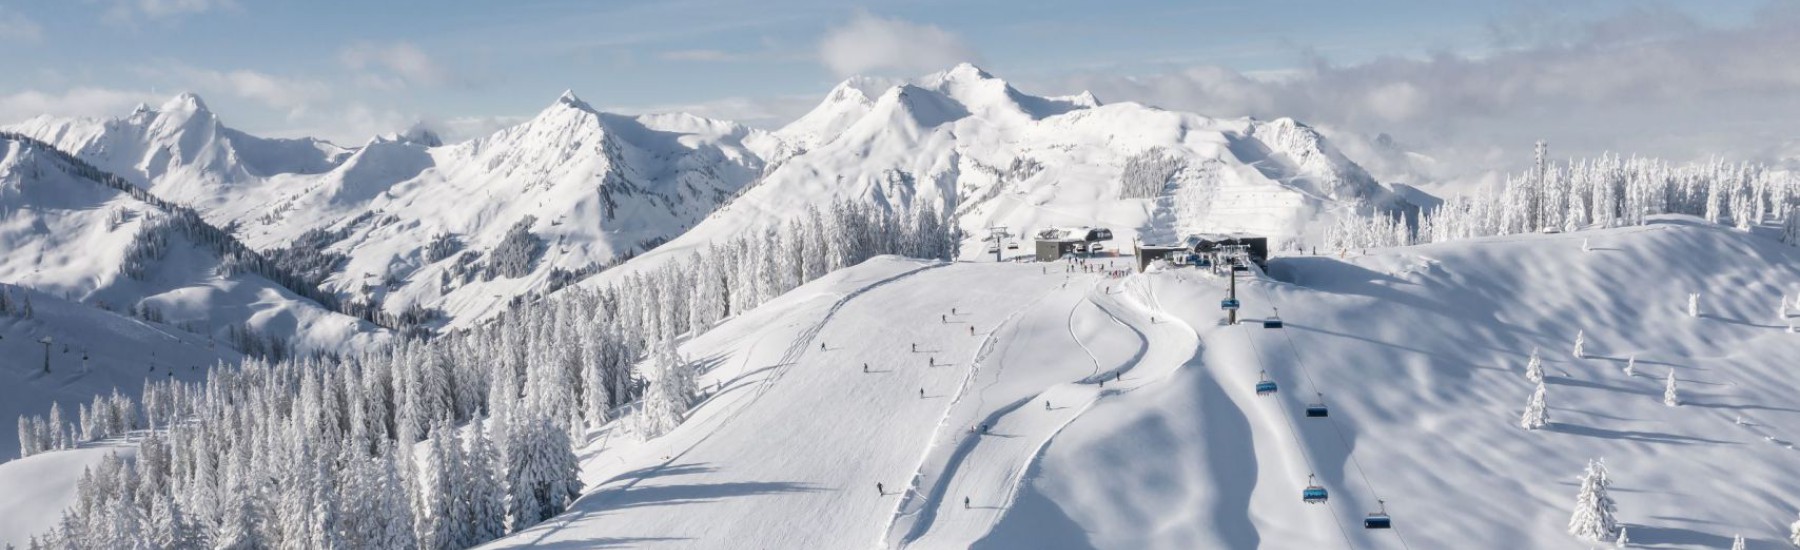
<box><xmin>1248</xmin><ymin>278</ymin><xmax>1417</xmax><ymax>550</ymax></box>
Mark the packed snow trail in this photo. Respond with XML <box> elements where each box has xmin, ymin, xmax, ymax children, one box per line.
<box><xmin>896</xmin><ymin>272</ymin><xmax>1204</xmax><ymax>548</ymax></box>
<box><xmin>491</xmin><ymin>259</ymin><xmax>1102</xmax><ymax>549</ymax></box>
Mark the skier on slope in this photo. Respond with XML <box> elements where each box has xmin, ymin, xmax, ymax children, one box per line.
<box><xmin>964</xmin><ymin>496</ymin><xmax>970</xmax><ymax>508</ymax></box>
<box><xmin>863</xmin><ymin>363</ymin><xmax>869</xmax><ymax>373</ymax></box>
<box><xmin>820</xmin><ymin>342</ymin><xmax>826</xmax><ymax>351</ymax></box>
<box><xmin>969</xmin><ymin>326</ymin><xmax>975</xmax><ymax>336</ymax></box>
<box><xmin>911</xmin><ymin>343</ymin><xmax>917</xmax><ymax>352</ymax></box>
<box><xmin>877</xmin><ymin>483</ymin><xmax>884</xmax><ymax>495</ymax></box>
<box><xmin>919</xmin><ymin>388</ymin><xmax>925</xmax><ymax>398</ymax></box>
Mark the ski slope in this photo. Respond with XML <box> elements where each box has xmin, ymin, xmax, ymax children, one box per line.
<box><xmin>488</xmin><ymin>214</ymin><xmax>1800</xmax><ymax>549</ymax></box>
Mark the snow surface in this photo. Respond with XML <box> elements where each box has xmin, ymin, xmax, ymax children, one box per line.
<box><xmin>484</xmin><ymin>216</ymin><xmax>1799</xmax><ymax>549</ymax></box>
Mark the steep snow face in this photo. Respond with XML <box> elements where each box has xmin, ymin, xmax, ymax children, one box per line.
<box><xmin>604</xmin><ymin>64</ymin><xmax>1400</xmax><ymax>284</ymax></box>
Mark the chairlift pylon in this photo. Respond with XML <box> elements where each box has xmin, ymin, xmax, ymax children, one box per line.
<box><xmin>1305</xmin><ymin>393</ymin><xmax>1329</xmax><ymax>418</ymax></box>
<box><xmin>1301</xmin><ymin>474</ymin><xmax>1328</xmax><ymax>504</ymax></box>
<box><xmin>1364</xmin><ymin>499</ymin><xmax>1392</xmax><ymax>529</ymax></box>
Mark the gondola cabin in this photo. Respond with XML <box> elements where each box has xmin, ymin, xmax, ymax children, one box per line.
<box><xmin>1364</xmin><ymin>501</ymin><xmax>1392</xmax><ymax>529</ymax></box>
<box><xmin>1263</xmin><ymin>319</ymin><xmax>1284</xmax><ymax>329</ymax></box>
<box><xmin>1305</xmin><ymin>394</ymin><xmax>1329</xmax><ymax>417</ymax></box>
<box><xmin>1302</xmin><ymin>476</ymin><xmax>1328</xmax><ymax>504</ymax></box>
<box><xmin>1255</xmin><ymin>371</ymin><xmax>1278</xmax><ymax>396</ymax></box>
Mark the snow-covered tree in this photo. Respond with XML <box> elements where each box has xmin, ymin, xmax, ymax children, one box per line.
<box><xmin>1573</xmin><ymin>330</ymin><xmax>1587</xmax><ymax>359</ymax></box>
<box><xmin>1663</xmin><ymin>370</ymin><xmax>1680</xmax><ymax>406</ymax></box>
<box><xmin>1615</xmin><ymin>527</ymin><xmax>1629</xmax><ymax>547</ymax></box>
<box><xmin>1790</xmin><ymin>511</ymin><xmax>1800</xmax><ymax>546</ymax></box>
<box><xmin>504</xmin><ymin>410</ymin><xmax>582</xmax><ymax>532</ymax></box>
<box><xmin>633</xmin><ymin>329</ymin><xmax>696</xmax><ymax>440</ymax></box>
<box><xmin>1688</xmin><ymin>293</ymin><xmax>1701</xmax><ymax>318</ymax></box>
<box><xmin>1521</xmin><ymin>381</ymin><xmax>1550</xmax><ymax>430</ymax></box>
<box><xmin>1730</xmin><ymin>533</ymin><xmax>1744</xmax><ymax>550</ymax></box>
<box><xmin>1526</xmin><ymin>347</ymin><xmax>1545</xmax><ymax>383</ymax></box>
<box><xmin>1568</xmin><ymin>458</ymin><xmax>1620</xmax><ymax>542</ymax></box>
<box><xmin>1623</xmin><ymin>355</ymin><xmax>1636</xmax><ymax>377</ymax></box>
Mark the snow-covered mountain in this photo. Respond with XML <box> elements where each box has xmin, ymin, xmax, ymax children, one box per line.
<box><xmin>6</xmin><ymin>91</ymin><xmax>786</xmax><ymax>329</ymax></box>
<box><xmin>598</xmin><ymin>63</ymin><xmax>1409</xmax><ymax>284</ymax></box>
<box><xmin>0</xmin><ymin>134</ymin><xmax>385</xmax><ymax>350</ymax></box>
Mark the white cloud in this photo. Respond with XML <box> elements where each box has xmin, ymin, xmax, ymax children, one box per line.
<box><xmin>340</xmin><ymin>41</ymin><xmax>448</xmax><ymax>90</ymax></box>
<box><xmin>0</xmin><ymin>7</ymin><xmax>42</xmax><ymax>43</ymax></box>
<box><xmin>0</xmin><ymin>87</ymin><xmax>160</xmax><ymax>125</ymax></box>
<box><xmin>103</xmin><ymin>0</ymin><xmax>236</xmax><ymax>24</ymax></box>
<box><xmin>144</xmin><ymin>65</ymin><xmax>333</xmax><ymax>114</ymax></box>
<box><xmin>1036</xmin><ymin>4</ymin><xmax>1800</xmax><ymax>181</ymax></box>
<box><xmin>604</xmin><ymin>95</ymin><xmax>819</xmax><ymax>130</ymax></box>
<box><xmin>818</xmin><ymin>12</ymin><xmax>976</xmax><ymax>77</ymax></box>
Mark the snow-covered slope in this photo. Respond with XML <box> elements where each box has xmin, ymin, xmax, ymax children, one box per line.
<box><xmin>587</xmin><ymin>63</ymin><xmax>1407</xmax><ymax>289</ymax></box>
<box><xmin>0</xmin><ymin>135</ymin><xmax>386</xmax><ymax>355</ymax></box>
<box><xmin>489</xmin><ymin>215</ymin><xmax>1799</xmax><ymax>549</ymax></box>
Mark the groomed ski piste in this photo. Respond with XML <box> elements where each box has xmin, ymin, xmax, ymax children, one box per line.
<box><xmin>471</xmin><ymin>214</ymin><xmax>1800</xmax><ymax>549</ymax></box>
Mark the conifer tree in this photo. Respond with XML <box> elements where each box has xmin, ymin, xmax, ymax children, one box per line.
<box><xmin>1526</xmin><ymin>347</ymin><xmax>1545</xmax><ymax>383</ymax></box>
<box><xmin>1521</xmin><ymin>381</ymin><xmax>1549</xmax><ymax>430</ymax></box>
<box><xmin>1568</xmin><ymin>458</ymin><xmax>1620</xmax><ymax>542</ymax></box>
<box><xmin>1573</xmin><ymin>330</ymin><xmax>1586</xmax><ymax>359</ymax></box>
<box><xmin>1623</xmin><ymin>355</ymin><xmax>1636</xmax><ymax>377</ymax></box>
<box><xmin>463</xmin><ymin>420</ymin><xmax>508</xmax><ymax>543</ymax></box>
<box><xmin>1688</xmin><ymin>293</ymin><xmax>1701</xmax><ymax>317</ymax></box>
<box><xmin>505</xmin><ymin>409</ymin><xmax>582</xmax><ymax>532</ymax></box>
<box><xmin>1663</xmin><ymin>370</ymin><xmax>1680</xmax><ymax>406</ymax></box>
<box><xmin>1730</xmin><ymin>533</ymin><xmax>1744</xmax><ymax>550</ymax></box>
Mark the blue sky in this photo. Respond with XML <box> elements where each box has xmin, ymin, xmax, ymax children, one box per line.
<box><xmin>0</xmin><ymin>0</ymin><xmax>1793</xmax><ymax>172</ymax></box>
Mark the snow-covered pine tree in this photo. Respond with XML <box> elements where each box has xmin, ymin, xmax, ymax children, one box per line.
<box><xmin>505</xmin><ymin>409</ymin><xmax>582</xmax><ymax>532</ymax></box>
<box><xmin>1614</xmin><ymin>527</ymin><xmax>1628</xmax><ymax>547</ymax></box>
<box><xmin>1573</xmin><ymin>330</ymin><xmax>1587</xmax><ymax>359</ymax></box>
<box><xmin>1526</xmin><ymin>347</ymin><xmax>1545</xmax><ymax>383</ymax></box>
<box><xmin>463</xmin><ymin>419</ymin><xmax>508</xmax><ymax>543</ymax></box>
<box><xmin>1663</xmin><ymin>370</ymin><xmax>1680</xmax><ymax>406</ymax></box>
<box><xmin>1623</xmin><ymin>355</ymin><xmax>1636</xmax><ymax>377</ymax></box>
<box><xmin>1521</xmin><ymin>381</ymin><xmax>1549</xmax><ymax>430</ymax></box>
<box><xmin>1568</xmin><ymin>458</ymin><xmax>1620</xmax><ymax>541</ymax></box>
<box><xmin>1790</xmin><ymin>511</ymin><xmax>1800</xmax><ymax>546</ymax></box>
<box><xmin>1688</xmin><ymin>293</ymin><xmax>1701</xmax><ymax>317</ymax></box>
<box><xmin>1730</xmin><ymin>533</ymin><xmax>1744</xmax><ymax>550</ymax></box>
<box><xmin>633</xmin><ymin>326</ymin><xmax>696</xmax><ymax>440</ymax></box>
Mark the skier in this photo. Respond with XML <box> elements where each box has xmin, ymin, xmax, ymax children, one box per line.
<box><xmin>929</xmin><ymin>356</ymin><xmax>936</xmax><ymax>366</ymax></box>
<box><xmin>911</xmin><ymin>343</ymin><xmax>917</xmax><ymax>352</ymax></box>
<box><xmin>863</xmin><ymin>363</ymin><xmax>869</xmax><ymax>373</ymax></box>
<box><xmin>964</xmin><ymin>496</ymin><xmax>970</xmax><ymax>508</ymax></box>
<box><xmin>919</xmin><ymin>388</ymin><xmax>925</xmax><ymax>398</ymax></box>
<box><xmin>877</xmin><ymin>483</ymin><xmax>885</xmax><ymax>495</ymax></box>
<box><xmin>941</xmin><ymin>314</ymin><xmax>947</xmax><ymax>323</ymax></box>
<box><xmin>1099</xmin><ymin>379</ymin><xmax>1104</xmax><ymax>388</ymax></box>
<box><xmin>820</xmin><ymin>342</ymin><xmax>826</xmax><ymax>351</ymax></box>
<box><xmin>1116</xmin><ymin>372</ymin><xmax>1121</xmax><ymax>382</ymax></box>
<box><xmin>969</xmin><ymin>326</ymin><xmax>975</xmax><ymax>336</ymax></box>
<box><xmin>952</xmin><ymin>307</ymin><xmax>958</xmax><ymax>315</ymax></box>
<box><xmin>1045</xmin><ymin>400</ymin><xmax>1050</xmax><ymax>410</ymax></box>
<box><xmin>980</xmin><ymin>423</ymin><xmax>988</xmax><ymax>434</ymax></box>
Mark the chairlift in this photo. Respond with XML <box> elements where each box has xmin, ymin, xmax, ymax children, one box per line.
<box><xmin>1007</xmin><ymin>241</ymin><xmax>1019</xmax><ymax>250</ymax></box>
<box><xmin>1364</xmin><ymin>500</ymin><xmax>1392</xmax><ymax>529</ymax></box>
<box><xmin>1301</xmin><ymin>475</ymin><xmax>1328</xmax><ymax>504</ymax></box>
<box><xmin>1305</xmin><ymin>393</ymin><xmax>1329</xmax><ymax>418</ymax></box>
<box><xmin>1263</xmin><ymin>318</ymin><xmax>1284</xmax><ymax>329</ymax></box>
<box><xmin>1220</xmin><ymin>299</ymin><xmax>1241</xmax><ymax>311</ymax></box>
<box><xmin>1255</xmin><ymin>371</ymin><xmax>1278</xmax><ymax>396</ymax></box>
<box><xmin>1232</xmin><ymin>263</ymin><xmax>1250</xmax><ymax>272</ymax></box>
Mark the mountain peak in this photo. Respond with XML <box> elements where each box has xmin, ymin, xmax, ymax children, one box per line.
<box><xmin>160</xmin><ymin>92</ymin><xmax>210</xmax><ymax>114</ymax></box>
<box><xmin>555</xmin><ymin>89</ymin><xmax>592</xmax><ymax>111</ymax></box>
